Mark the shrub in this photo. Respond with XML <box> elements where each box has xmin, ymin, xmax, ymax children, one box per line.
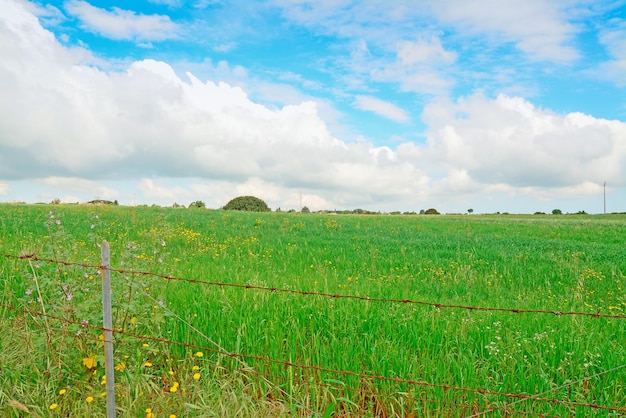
<box><xmin>424</xmin><ymin>208</ymin><xmax>440</xmax><ymax>215</ymax></box>
<box><xmin>223</xmin><ymin>196</ymin><xmax>270</xmax><ymax>212</ymax></box>
<box><xmin>189</xmin><ymin>200</ymin><xmax>206</xmax><ymax>209</ymax></box>
<box><xmin>552</xmin><ymin>209</ymin><xmax>562</xmax><ymax>215</ymax></box>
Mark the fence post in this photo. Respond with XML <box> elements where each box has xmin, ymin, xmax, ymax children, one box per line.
<box><xmin>101</xmin><ymin>240</ymin><xmax>116</xmax><ymax>417</ymax></box>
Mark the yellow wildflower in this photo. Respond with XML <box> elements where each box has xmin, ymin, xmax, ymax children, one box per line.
<box><xmin>195</xmin><ymin>351</ymin><xmax>203</xmax><ymax>357</ymax></box>
<box><xmin>49</xmin><ymin>403</ymin><xmax>58</xmax><ymax>410</ymax></box>
<box><xmin>58</xmin><ymin>389</ymin><xmax>66</xmax><ymax>395</ymax></box>
<box><xmin>193</xmin><ymin>373</ymin><xmax>200</xmax><ymax>380</ymax></box>
<box><xmin>86</xmin><ymin>396</ymin><xmax>94</xmax><ymax>403</ymax></box>
<box><xmin>82</xmin><ymin>355</ymin><xmax>97</xmax><ymax>369</ymax></box>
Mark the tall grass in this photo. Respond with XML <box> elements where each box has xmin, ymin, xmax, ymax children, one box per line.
<box><xmin>1</xmin><ymin>204</ymin><xmax>625</xmax><ymax>416</ymax></box>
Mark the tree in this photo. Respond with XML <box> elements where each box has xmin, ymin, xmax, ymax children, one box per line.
<box><xmin>552</xmin><ymin>208</ymin><xmax>562</xmax><ymax>215</ymax></box>
<box><xmin>223</xmin><ymin>196</ymin><xmax>270</xmax><ymax>212</ymax></box>
<box><xmin>467</xmin><ymin>208</ymin><xmax>474</xmax><ymax>214</ymax></box>
<box><xmin>301</xmin><ymin>206</ymin><xmax>310</xmax><ymax>214</ymax></box>
<box><xmin>189</xmin><ymin>200</ymin><xmax>206</xmax><ymax>209</ymax></box>
<box><xmin>424</xmin><ymin>208</ymin><xmax>440</xmax><ymax>215</ymax></box>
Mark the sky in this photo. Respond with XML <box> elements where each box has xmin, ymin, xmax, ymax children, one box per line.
<box><xmin>1</xmin><ymin>0</ymin><xmax>625</xmax><ymax>214</ymax></box>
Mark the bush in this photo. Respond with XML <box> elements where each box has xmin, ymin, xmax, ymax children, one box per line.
<box><xmin>552</xmin><ymin>209</ymin><xmax>562</xmax><ymax>215</ymax></box>
<box><xmin>223</xmin><ymin>196</ymin><xmax>270</xmax><ymax>212</ymax></box>
<box><xmin>424</xmin><ymin>208</ymin><xmax>440</xmax><ymax>215</ymax></box>
<box><xmin>189</xmin><ymin>200</ymin><xmax>206</xmax><ymax>209</ymax></box>
<box><xmin>301</xmin><ymin>206</ymin><xmax>310</xmax><ymax>214</ymax></box>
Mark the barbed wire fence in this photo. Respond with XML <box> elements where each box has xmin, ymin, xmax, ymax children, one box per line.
<box><xmin>1</xmin><ymin>249</ymin><xmax>625</xmax><ymax>417</ymax></box>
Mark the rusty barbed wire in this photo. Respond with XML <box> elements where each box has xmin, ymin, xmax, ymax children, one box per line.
<box><xmin>3</xmin><ymin>252</ymin><xmax>625</xmax><ymax>320</ymax></box>
<box><xmin>2</xmin><ymin>302</ymin><xmax>624</xmax><ymax>414</ymax></box>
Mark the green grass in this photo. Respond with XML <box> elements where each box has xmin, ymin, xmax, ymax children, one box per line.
<box><xmin>1</xmin><ymin>203</ymin><xmax>625</xmax><ymax>417</ymax></box>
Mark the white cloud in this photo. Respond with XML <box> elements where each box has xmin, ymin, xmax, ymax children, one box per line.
<box><xmin>369</xmin><ymin>36</ymin><xmax>457</xmax><ymax>95</ymax></box>
<box><xmin>148</xmin><ymin>0</ymin><xmax>184</xmax><ymax>7</ymax></box>
<box><xmin>40</xmin><ymin>177</ymin><xmax>120</xmax><ymax>202</ymax></box>
<box><xmin>597</xmin><ymin>18</ymin><xmax>626</xmax><ymax>86</ymax></box>
<box><xmin>0</xmin><ymin>182</ymin><xmax>8</xmax><ymax>196</ymax></box>
<box><xmin>353</xmin><ymin>96</ymin><xmax>409</xmax><ymax>123</ymax></box>
<box><xmin>64</xmin><ymin>0</ymin><xmax>179</xmax><ymax>41</ymax></box>
<box><xmin>423</xmin><ymin>93</ymin><xmax>626</xmax><ymax>190</ymax></box>
<box><xmin>429</xmin><ymin>0</ymin><xmax>580</xmax><ymax>62</ymax></box>
<box><xmin>2</xmin><ymin>0</ymin><xmax>625</xmax><ymax>214</ymax></box>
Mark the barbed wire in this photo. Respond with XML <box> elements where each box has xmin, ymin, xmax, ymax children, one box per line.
<box><xmin>2</xmin><ymin>302</ymin><xmax>624</xmax><ymax>414</ymax></box>
<box><xmin>3</xmin><ymin>252</ymin><xmax>625</xmax><ymax>320</ymax></box>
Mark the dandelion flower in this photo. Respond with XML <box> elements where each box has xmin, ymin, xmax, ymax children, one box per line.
<box><xmin>83</xmin><ymin>355</ymin><xmax>97</xmax><ymax>369</ymax></box>
<box><xmin>144</xmin><ymin>361</ymin><xmax>153</xmax><ymax>367</ymax></box>
<box><xmin>59</xmin><ymin>389</ymin><xmax>66</xmax><ymax>395</ymax></box>
<box><xmin>86</xmin><ymin>396</ymin><xmax>94</xmax><ymax>403</ymax></box>
<box><xmin>169</xmin><ymin>415</ymin><xmax>177</xmax><ymax>418</ymax></box>
<box><xmin>195</xmin><ymin>351</ymin><xmax>203</xmax><ymax>357</ymax></box>
<box><xmin>192</xmin><ymin>365</ymin><xmax>200</xmax><ymax>371</ymax></box>
<box><xmin>49</xmin><ymin>403</ymin><xmax>58</xmax><ymax>410</ymax></box>
<box><xmin>193</xmin><ymin>373</ymin><xmax>200</xmax><ymax>380</ymax></box>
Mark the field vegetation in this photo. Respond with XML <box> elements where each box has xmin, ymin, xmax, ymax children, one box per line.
<box><xmin>1</xmin><ymin>203</ymin><xmax>625</xmax><ymax>417</ymax></box>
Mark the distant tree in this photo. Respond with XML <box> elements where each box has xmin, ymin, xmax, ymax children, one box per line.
<box><xmin>552</xmin><ymin>209</ymin><xmax>562</xmax><ymax>215</ymax></box>
<box><xmin>50</xmin><ymin>198</ymin><xmax>61</xmax><ymax>205</ymax></box>
<box><xmin>419</xmin><ymin>209</ymin><xmax>425</xmax><ymax>215</ymax></box>
<box><xmin>172</xmin><ymin>202</ymin><xmax>183</xmax><ymax>208</ymax></box>
<box><xmin>534</xmin><ymin>211</ymin><xmax>546</xmax><ymax>215</ymax></box>
<box><xmin>189</xmin><ymin>200</ymin><xmax>206</xmax><ymax>209</ymax></box>
<box><xmin>424</xmin><ymin>208</ymin><xmax>440</xmax><ymax>215</ymax></box>
<box><xmin>468</xmin><ymin>208</ymin><xmax>474</xmax><ymax>214</ymax></box>
<box><xmin>223</xmin><ymin>196</ymin><xmax>270</xmax><ymax>212</ymax></box>
<box><xmin>87</xmin><ymin>199</ymin><xmax>117</xmax><ymax>205</ymax></box>
<box><xmin>301</xmin><ymin>206</ymin><xmax>310</xmax><ymax>214</ymax></box>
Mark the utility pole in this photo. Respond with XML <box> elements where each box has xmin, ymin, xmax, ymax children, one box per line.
<box><xmin>604</xmin><ymin>181</ymin><xmax>606</xmax><ymax>215</ymax></box>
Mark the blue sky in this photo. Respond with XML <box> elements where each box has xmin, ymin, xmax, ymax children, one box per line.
<box><xmin>1</xmin><ymin>0</ymin><xmax>625</xmax><ymax>213</ymax></box>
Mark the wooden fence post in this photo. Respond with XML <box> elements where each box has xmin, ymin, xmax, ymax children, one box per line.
<box><xmin>101</xmin><ymin>240</ymin><xmax>116</xmax><ymax>417</ymax></box>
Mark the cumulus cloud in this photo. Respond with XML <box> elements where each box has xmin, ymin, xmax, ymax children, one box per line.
<box><xmin>0</xmin><ymin>2</ymin><xmax>428</xmax><ymax>204</ymax></box>
<box><xmin>423</xmin><ymin>93</ymin><xmax>626</xmax><ymax>190</ymax></box>
<box><xmin>353</xmin><ymin>96</ymin><xmax>409</xmax><ymax>123</ymax></box>
<box><xmin>2</xmin><ymin>0</ymin><xmax>625</xmax><ymax>213</ymax></box>
<box><xmin>64</xmin><ymin>0</ymin><xmax>179</xmax><ymax>41</ymax></box>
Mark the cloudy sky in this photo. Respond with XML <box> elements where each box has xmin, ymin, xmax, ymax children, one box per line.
<box><xmin>1</xmin><ymin>0</ymin><xmax>625</xmax><ymax>213</ymax></box>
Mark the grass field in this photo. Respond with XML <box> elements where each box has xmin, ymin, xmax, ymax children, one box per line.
<box><xmin>1</xmin><ymin>203</ymin><xmax>625</xmax><ymax>417</ymax></box>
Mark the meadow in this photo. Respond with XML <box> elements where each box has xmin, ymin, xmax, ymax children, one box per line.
<box><xmin>0</xmin><ymin>203</ymin><xmax>625</xmax><ymax>417</ymax></box>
